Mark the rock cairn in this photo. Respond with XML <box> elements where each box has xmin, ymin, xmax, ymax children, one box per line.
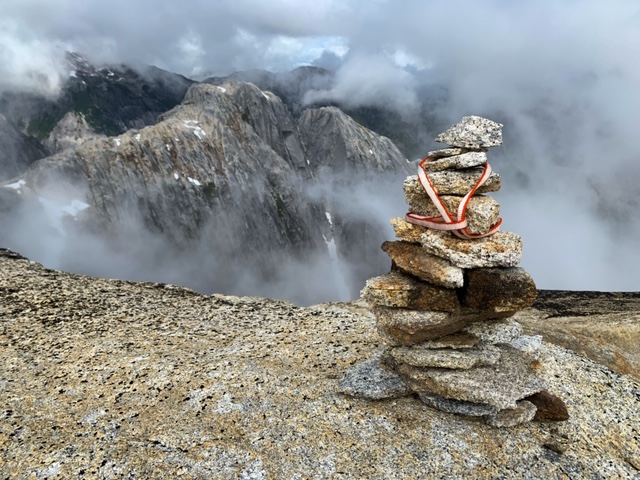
<box><xmin>338</xmin><ymin>116</ymin><xmax>568</xmax><ymax>427</ymax></box>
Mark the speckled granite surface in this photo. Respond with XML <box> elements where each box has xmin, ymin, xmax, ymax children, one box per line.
<box><xmin>1</xmin><ymin>249</ymin><xmax>639</xmax><ymax>478</ymax></box>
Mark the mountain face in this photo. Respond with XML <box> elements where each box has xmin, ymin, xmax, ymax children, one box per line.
<box><xmin>299</xmin><ymin>107</ymin><xmax>410</xmax><ymax>292</ymax></box>
<box><xmin>205</xmin><ymin>66</ymin><xmax>333</xmax><ymax>116</ymax></box>
<box><xmin>42</xmin><ymin>111</ymin><xmax>106</xmax><ymax>154</ymax></box>
<box><xmin>0</xmin><ymin>114</ymin><xmax>47</xmax><ymax>182</ymax></box>
<box><xmin>0</xmin><ymin>53</ymin><xmax>193</xmax><ymax>157</ymax></box>
<box><xmin>0</xmin><ymin>81</ymin><xmax>410</xmax><ymax>304</ymax></box>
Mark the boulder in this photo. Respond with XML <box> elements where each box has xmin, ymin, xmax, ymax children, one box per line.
<box><xmin>381</xmin><ymin>241</ymin><xmax>464</xmax><ymax>289</ymax></box>
<box><xmin>486</xmin><ymin>401</ymin><xmax>538</xmax><ymax>428</ymax></box>
<box><xmin>412</xmin><ymin>332</ymin><xmax>481</xmax><ymax>350</ymax></box>
<box><xmin>374</xmin><ymin>306</ymin><xmax>488</xmax><ymax>345</ymax></box>
<box><xmin>419</xmin><ymin>230</ymin><xmax>523</xmax><ymax>269</ymax></box>
<box><xmin>336</xmin><ymin>353</ymin><xmax>411</xmax><ymax>400</ymax></box>
<box><xmin>463</xmin><ymin>267</ymin><xmax>537</xmax><ymax>314</ymax></box>
<box><xmin>391</xmin><ymin>216</ymin><xmax>428</xmax><ymax>243</ymax></box>
<box><xmin>464</xmin><ymin>319</ymin><xmax>524</xmax><ymax>345</ymax></box>
<box><xmin>425</xmin><ymin>147</ymin><xmax>471</xmax><ymax>158</ymax></box>
<box><xmin>361</xmin><ymin>271</ymin><xmax>461</xmax><ymax>311</ymax></box>
<box><xmin>422</xmin><ymin>151</ymin><xmax>488</xmax><ymax>172</ymax></box>
<box><xmin>389</xmin><ymin>345</ymin><xmax>501</xmax><ymax>370</ymax></box>
<box><xmin>396</xmin><ymin>346</ymin><xmax>546</xmax><ymax>409</ymax></box>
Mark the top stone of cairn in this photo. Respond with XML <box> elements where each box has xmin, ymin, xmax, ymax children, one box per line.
<box><xmin>436</xmin><ymin>116</ymin><xmax>503</xmax><ymax>149</ymax></box>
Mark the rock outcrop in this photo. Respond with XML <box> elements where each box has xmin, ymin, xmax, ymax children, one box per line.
<box><xmin>205</xmin><ymin>66</ymin><xmax>333</xmax><ymax>116</ymax></box>
<box><xmin>43</xmin><ymin>111</ymin><xmax>106</xmax><ymax>154</ymax></box>
<box><xmin>205</xmin><ymin>66</ymin><xmax>440</xmax><ymax>160</ymax></box>
<box><xmin>1</xmin><ymin>249</ymin><xmax>638</xmax><ymax>478</ymax></box>
<box><xmin>522</xmin><ymin>290</ymin><xmax>640</xmax><ymax>382</ymax></box>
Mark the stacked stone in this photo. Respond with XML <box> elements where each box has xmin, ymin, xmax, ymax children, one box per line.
<box><xmin>338</xmin><ymin>116</ymin><xmax>568</xmax><ymax>427</ymax></box>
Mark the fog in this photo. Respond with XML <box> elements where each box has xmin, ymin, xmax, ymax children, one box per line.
<box><xmin>0</xmin><ymin>167</ymin><xmax>409</xmax><ymax>305</ymax></box>
<box><xmin>2</xmin><ymin>0</ymin><xmax>640</xmax><ymax>296</ymax></box>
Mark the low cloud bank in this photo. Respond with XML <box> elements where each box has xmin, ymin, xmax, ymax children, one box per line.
<box><xmin>3</xmin><ymin>0</ymin><xmax>640</xmax><ymax>292</ymax></box>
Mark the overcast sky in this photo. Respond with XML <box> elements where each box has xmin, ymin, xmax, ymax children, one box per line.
<box><xmin>2</xmin><ymin>0</ymin><xmax>640</xmax><ymax>291</ymax></box>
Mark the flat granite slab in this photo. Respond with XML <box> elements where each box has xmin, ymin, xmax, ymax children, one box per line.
<box><xmin>1</xmin><ymin>249</ymin><xmax>639</xmax><ymax>478</ymax></box>
<box><xmin>396</xmin><ymin>346</ymin><xmax>546</xmax><ymax>409</ymax></box>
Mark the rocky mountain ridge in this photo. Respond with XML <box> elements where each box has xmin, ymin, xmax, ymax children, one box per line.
<box><xmin>1</xmin><ymin>52</ymin><xmax>194</xmax><ymax>142</ymax></box>
<box><xmin>0</xmin><ymin>52</ymin><xmax>194</xmax><ymax>182</ymax></box>
<box><xmin>0</xmin><ymin>80</ymin><xmax>410</xmax><ymax>304</ymax></box>
<box><xmin>205</xmin><ymin>66</ymin><xmax>443</xmax><ymax>159</ymax></box>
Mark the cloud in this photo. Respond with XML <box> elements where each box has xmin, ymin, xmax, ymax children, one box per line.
<box><xmin>0</xmin><ymin>20</ymin><xmax>70</xmax><ymax>97</ymax></box>
<box><xmin>304</xmin><ymin>51</ymin><xmax>419</xmax><ymax>114</ymax></box>
<box><xmin>318</xmin><ymin>0</ymin><xmax>640</xmax><ymax>291</ymax></box>
<box><xmin>0</xmin><ymin>0</ymin><xmax>355</xmax><ymax>84</ymax></box>
<box><xmin>3</xmin><ymin>0</ymin><xmax>640</xmax><ymax>291</ymax></box>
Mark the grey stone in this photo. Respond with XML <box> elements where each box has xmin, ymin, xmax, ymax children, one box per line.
<box><xmin>381</xmin><ymin>240</ymin><xmax>464</xmax><ymax>289</ymax></box>
<box><xmin>419</xmin><ymin>392</ymin><xmax>500</xmax><ymax>417</ymax></box>
<box><xmin>464</xmin><ymin>319</ymin><xmax>524</xmax><ymax>345</ymax></box>
<box><xmin>426</xmin><ymin>147</ymin><xmax>469</xmax><ymax>158</ymax></box>
<box><xmin>404</xmin><ymin>169</ymin><xmax>500</xmax><ymax>197</ymax></box>
<box><xmin>463</xmin><ymin>268</ymin><xmax>537</xmax><ymax>314</ymax></box>
<box><xmin>419</xmin><ymin>230</ymin><xmax>523</xmax><ymax>269</ymax></box>
<box><xmin>416</xmin><ymin>332</ymin><xmax>481</xmax><ymax>350</ymax></box>
<box><xmin>485</xmin><ymin>400</ymin><xmax>538</xmax><ymax>428</ymax></box>
<box><xmin>510</xmin><ymin>335</ymin><xmax>543</xmax><ymax>353</ymax></box>
<box><xmin>336</xmin><ymin>354</ymin><xmax>411</xmax><ymax>400</ymax></box>
<box><xmin>374</xmin><ymin>306</ymin><xmax>488</xmax><ymax>345</ymax></box>
<box><xmin>361</xmin><ymin>272</ymin><xmax>415</xmax><ymax>308</ymax></box>
<box><xmin>435</xmin><ymin>116</ymin><xmax>503</xmax><ymax>149</ymax></box>
<box><xmin>396</xmin><ymin>346</ymin><xmax>546</xmax><ymax>409</ymax></box>
<box><xmin>390</xmin><ymin>345</ymin><xmax>501</xmax><ymax>369</ymax></box>
<box><xmin>361</xmin><ymin>271</ymin><xmax>461</xmax><ymax>311</ymax></box>
<box><xmin>422</xmin><ymin>151</ymin><xmax>488</xmax><ymax>172</ymax></box>
<box><xmin>406</xmin><ymin>194</ymin><xmax>501</xmax><ymax>236</ymax></box>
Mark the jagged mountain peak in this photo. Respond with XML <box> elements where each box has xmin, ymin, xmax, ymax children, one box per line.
<box><xmin>0</xmin><ymin>79</ymin><xmax>410</xmax><ymax>303</ymax></box>
<box><xmin>0</xmin><ymin>54</ymin><xmax>194</xmax><ymax>161</ymax></box>
<box><xmin>204</xmin><ymin>66</ymin><xmax>334</xmax><ymax>116</ymax></box>
<box><xmin>300</xmin><ymin>105</ymin><xmax>410</xmax><ymax>175</ymax></box>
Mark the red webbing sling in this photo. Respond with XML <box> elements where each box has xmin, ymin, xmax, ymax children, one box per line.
<box><xmin>405</xmin><ymin>155</ymin><xmax>502</xmax><ymax>239</ymax></box>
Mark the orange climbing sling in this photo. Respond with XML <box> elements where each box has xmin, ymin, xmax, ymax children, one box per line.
<box><xmin>405</xmin><ymin>155</ymin><xmax>502</xmax><ymax>239</ymax></box>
